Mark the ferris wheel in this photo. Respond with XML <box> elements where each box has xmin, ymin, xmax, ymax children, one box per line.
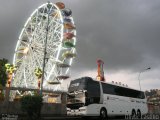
<box><xmin>12</xmin><ymin>2</ymin><xmax>76</xmax><ymax>92</ymax></box>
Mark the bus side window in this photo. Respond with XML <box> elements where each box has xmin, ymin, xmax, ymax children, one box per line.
<box><xmin>86</xmin><ymin>80</ymin><xmax>100</xmax><ymax>104</ymax></box>
<box><xmin>140</xmin><ymin>92</ymin><xmax>145</xmax><ymax>99</ymax></box>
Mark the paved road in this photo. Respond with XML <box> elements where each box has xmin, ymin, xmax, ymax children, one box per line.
<box><xmin>42</xmin><ymin>116</ymin><xmax>125</xmax><ymax>120</ymax></box>
<box><xmin>42</xmin><ymin>114</ymin><xmax>160</xmax><ymax>120</ymax></box>
<box><xmin>4</xmin><ymin>114</ymin><xmax>160</xmax><ymax>120</ymax></box>
<box><xmin>2</xmin><ymin>115</ymin><xmax>119</xmax><ymax>120</ymax></box>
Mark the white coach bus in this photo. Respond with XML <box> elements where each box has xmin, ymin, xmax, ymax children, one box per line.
<box><xmin>67</xmin><ymin>77</ymin><xmax>148</xmax><ymax>119</ymax></box>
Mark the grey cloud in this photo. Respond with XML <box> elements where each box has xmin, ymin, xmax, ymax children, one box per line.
<box><xmin>71</xmin><ymin>0</ymin><xmax>160</xmax><ymax>73</ymax></box>
<box><xmin>1</xmin><ymin>0</ymin><xmax>160</xmax><ymax>75</ymax></box>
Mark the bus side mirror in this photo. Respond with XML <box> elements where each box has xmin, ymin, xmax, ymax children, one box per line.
<box><xmin>89</xmin><ymin>98</ymin><xmax>94</xmax><ymax>103</ymax></box>
<box><xmin>85</xmin><ymin>97</ymin><xmax>93</xmax><ymax>105</ymax></box>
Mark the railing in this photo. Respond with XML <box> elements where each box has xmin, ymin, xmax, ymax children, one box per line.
<box><xmin>1</xmin><ymin>86</ymin><xmax>67</xmax><ymax>93</ymax></box>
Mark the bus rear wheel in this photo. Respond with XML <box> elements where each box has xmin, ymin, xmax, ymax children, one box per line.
<box><xmin>100</xmin><ymin>108</ymin><xmax>108</xmax><ymax>120</ymax></box>
<box><xmin>137</xmin><ymin>110</ymin><xmax>141</xmax><ymax>119</ymax></box>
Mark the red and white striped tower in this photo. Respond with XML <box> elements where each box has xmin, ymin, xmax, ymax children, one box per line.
<box><xmin>96</xmin><ymin>59</ymin><xmax>105</xmax><ymax>82</ymax></box>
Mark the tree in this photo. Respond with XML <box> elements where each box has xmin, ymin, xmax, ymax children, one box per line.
<box><xmin>0</xmin><ymin>58</ymin><xmax>8</xmax><ymax>86</ymax></box>
<box><xmin>20</xmin><ymin>94</ymin><xmax>43</xmax><ymax>120</ymax></box>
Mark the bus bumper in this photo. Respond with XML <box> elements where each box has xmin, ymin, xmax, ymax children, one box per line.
<box><xmin>67</xmin><ymin>107</ymin><xmax>87</xmax><ymax>116</ymax></box>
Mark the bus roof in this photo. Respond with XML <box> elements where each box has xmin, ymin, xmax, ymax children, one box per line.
<box><xmin>70</xmin><ymin>76</ymin><xmax>144</xmax><ymax>92</ymax></box>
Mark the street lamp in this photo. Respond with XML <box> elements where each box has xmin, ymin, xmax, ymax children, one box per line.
<box><xmin>40</xmin><ymin>2</ymin><xmax>50</xmax><ymax>95</ymax></box>
<box><xmin>138</xmin><ymin>67</ymin><xmax>151</xmax><ymax>91</ymax></box>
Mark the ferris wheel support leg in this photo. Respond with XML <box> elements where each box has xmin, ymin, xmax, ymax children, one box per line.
<box><xmin>3</xmin><ymin>87</ymin><xmax>10</xmax><ymax>114</ymax></box>
<box><xmin>61</xmin><ymin>92</ymin><xmax>67</xmax><ymax>104</ymax></box>
<box><xmin>4</xmin><ymin>87</ymin><xmax>10</xmax><ymax>103</ymax></box>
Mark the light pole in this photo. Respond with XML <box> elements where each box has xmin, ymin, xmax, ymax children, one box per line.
<box><xmin>138</xmin><ymin>67</ymin><xmax>151</xmax><ymax>91</ymax></box>
<box><xmin>40</xmin><ymin>2</ymin><xmax>50</xmax><ymax>95</ymax></box>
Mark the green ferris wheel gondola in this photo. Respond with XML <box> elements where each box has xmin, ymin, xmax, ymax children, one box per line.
<box><xmin>63</xmin><ymin>41</ymin><xmax>75</xmax><ymax>48</ymax></box>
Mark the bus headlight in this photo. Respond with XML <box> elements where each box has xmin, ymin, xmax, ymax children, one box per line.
<box><xmin>79</xmin><ymin>108</ymin><xmax>86</xmax><ymax>111</ymax></box>
<box><xmin>67</xmin><ymin>108</ymin><xmax>71</xmax><ymax>112</ymax></box>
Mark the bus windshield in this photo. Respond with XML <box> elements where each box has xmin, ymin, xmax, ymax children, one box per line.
<box><xmin>67</xmin><ymin>77</ymin><xmax>101</xmax><ymax>109</ymax></box>
<box><xmin>67</xmin><ymin>92</ymin><xmax>85</xmax><ymax>104</ymax></box>
<box><xmin>67</xmin><ymin>91</ymin><xmax>85</xmax><ymax>109</ymax></box>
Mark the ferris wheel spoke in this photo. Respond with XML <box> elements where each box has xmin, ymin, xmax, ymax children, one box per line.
<box><xmin>23</xmin><ymin>60</ymin><xmax>32</xmax><ymax>88</ymax></box>
<box><xmin>31</xmin><ymin>51</ymin><xmax>43</xmax><ymax>68</ymax></box>
<box><xmin>49</xmin><ymin>18</ymin><xmax>62</xmax><ymax>29</ymax></box>
<box><xmin>31</xmin><ymin>16</ymin><xmax>49</xmax><ymax>45</ymax></box>
<box><xmin>29</xmin><ymin>44</ymin><xmax>50</xmax><ymax>63</ymax></box>
<box><xmin>47</xmin><ymin>43</ymin><xmax>61</xmax><ymax>53</ymax></box>
<box><xmin>25</xmin><ymin>53</ymin><xmax>39</xmax><ymax>88</ymax></box>
<box><xmin>53</xmin><ymin>31</ymin><xmax>62</xmax><ymax>40</ymax></box>
<box><xmin>51</xmin><ymin>10</ymin><xmax>60</xmax><ymax>20</ymax></box>
<box><xmin>19</xmin><ymin>40</ymin><xmax>29</xmax><ymax>46</ymax></box>
<box><xmin>24</xmin><ymin>29</ymin><xmax>33</xmax><ymax>41</ymax></box>
<box><xmin>32</xmin><ymin>29</ymin><xmax>46</xmax><ymax>45</ymax></box>
<box><xmin>30</xmin><ymin>41</ymin><xmax>45</xmax><ymax>51</ymax></box>
<box><xmin>13</xmin><ymin>60</ymin><xmax>27</xmax><ymax>87</ymax></box>
<box><xmin>29</xmin><ymin>49</ymin><xmax>43</xmax><ymax>69</ymax></box>
<box><xmin>52</xmin><ymin>24</ymin><xmax>62</xmax><ymax>33</ymax></box>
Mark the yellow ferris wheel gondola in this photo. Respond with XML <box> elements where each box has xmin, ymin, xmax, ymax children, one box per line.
<box><xmin>5</xmin><ymin>64</ymin><xmax>17</xmax><ymax>74</ymax></box>
<box><xmin>34</xmin><ymin>68</ymin><xmax>42</xmax><ymax>79</ymax></box>
<box><xmin>62</xmin><ymin>51</ymin><xmax>76</xmax><ymax>58</ymax></box>
<box><xmin>64</xmin><ymin>23</ymin><xmax>76</xmax><ymax>30</ymax></box>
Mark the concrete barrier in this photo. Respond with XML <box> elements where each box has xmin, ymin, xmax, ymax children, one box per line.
<box><xmin>0</xmin><ymin>101</ymin><xmax>66</xmax><ymax>115</ymax></box>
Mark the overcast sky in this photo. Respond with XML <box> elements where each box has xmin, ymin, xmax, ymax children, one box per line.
<box><xmin>0</xmin><ymin>0</ymin><xmax>160</xmax><ymax>91</ymax></box>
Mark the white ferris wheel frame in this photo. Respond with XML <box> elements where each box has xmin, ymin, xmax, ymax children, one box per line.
<box><xmin>12</xmin><ymin>2</ymin><xmax>76</xmax><ymax>92</ymax></box>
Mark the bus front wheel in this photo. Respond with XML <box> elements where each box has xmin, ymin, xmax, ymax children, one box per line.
<box><xmin>99</xmin><ymin>108</ymin><xmax>108</xmax><ymax>120</ymax></box>
<box><xmin>131</xmin><ymin>109</ymin><xmax>136</xmax><ymax>119</ymax></box>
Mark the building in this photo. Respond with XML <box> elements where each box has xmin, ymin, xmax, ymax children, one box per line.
<box><xmin>145</xmin><ymin>89</ymin><xmax>160</xmax><ymax>114</ymax></box>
